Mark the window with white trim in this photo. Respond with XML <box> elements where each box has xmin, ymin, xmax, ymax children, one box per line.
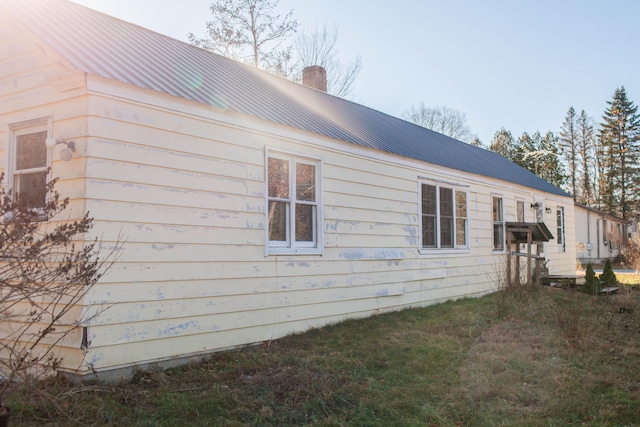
<box><xmin>267</xmin><ymin>152</ymin><xmax>321</xmax><ymax>254</ymax></box>
<box><xmin>420</xmin><ymin>183</ymin><xmax>468</xmax><ymax>249</ymax></box>
<box><xmin>492</xmin><ymin>196</ymin><xmax>504</xmax><ymax>251</ymax></box>
<box><xmin>556</xmin><ymin>207</ymin><xmax>565</xmax><ymax>252</ymax></box>
<box><xmin>516</xmin><ymin>200</ymin><xmax>525</xmax><ymax>222</ymax></box>
<box><xmin>10</xmin><ymin>123</ymin><xmax>49</xmax><ymax>209</ymax></box>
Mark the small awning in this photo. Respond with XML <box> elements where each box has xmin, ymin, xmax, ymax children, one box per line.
<box><xmin>506</xmin><ymin>222</ymin><xmax>554</xmax><ymax>243</ymax></box>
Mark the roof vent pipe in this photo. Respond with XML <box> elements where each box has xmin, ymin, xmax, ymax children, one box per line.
<box><xmin>302</xmin><ymin>65</ymin><xmax>327</xmax><ymax>92</ymax></box>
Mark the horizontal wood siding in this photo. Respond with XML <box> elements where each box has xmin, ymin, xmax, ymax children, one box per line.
<box><xmin>2</xmin><ymin>21</ymin><xmax>577</xmax><ymax>376</ymax></box>
<box><xmin>0</xmin><ymin>18</ymin><xmax>90</xmax><ymax>373</ymax></box>
<box><xmin>78</xmin><ymin>79</ymin><xmax>575</xmax><ymax>373</ymax></box>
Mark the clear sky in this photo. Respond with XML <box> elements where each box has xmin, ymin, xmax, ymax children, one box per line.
<box><xmin>71</xmin><ymin>0</ymin><xmax>639</xmax><ymax>145</ymax></box>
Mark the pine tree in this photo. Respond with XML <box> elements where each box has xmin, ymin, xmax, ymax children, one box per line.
<box><xmin>560</xmin><ymin>107</ymin><xmax>578</xmax><ymax>199</ymax></box>
<box><xmin>598</xmin><ymin>86</ymin><xmax>640</xmax><ymax>220</ymax></box>
<box><xmin>513</xmin><ymin>132</ymin><xmax>537</xmax><ymax>171</ymax></box>
<box><xmin>538</xmin><ymin>131</ymin><xmax>566</xmax><ymax>189</ymax></box>
<box><xmin>576</xmin><ymin>110</ymin><xmax>596</xmax><ymax>204</ymax></box>
<box><xmin>599</xmin><ymin>259</ymin><xmax>617</xmax><ymax>287</ymax></box>
<box><xmin>489</xmin><ymin>128</ymin><xmax>516</xmax><ymax>160</ymax></box>
<box><xmin>513</xmin><ymin>131</ymin><xmax>566</xmax><ymax>189</ymax></box>
<box><xmin>583</xmin><ymin>262</ymin><xmax>599</xmax><ymax>295</ymax></box>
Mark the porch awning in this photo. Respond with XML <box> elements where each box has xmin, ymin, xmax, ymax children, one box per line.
<box><xmin>506</xmin><ymin>222</ymin><xmax>554</xmax><ymax>243</ymax></box>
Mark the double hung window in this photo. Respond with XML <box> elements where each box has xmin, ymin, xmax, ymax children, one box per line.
<box><xmin>516</xmin><ymin>200</ymin><xmax>525</xmax><ymax>222</ymax></box>
<box><xmin>11</xmin><ymin>123</ymin><xmax>49</xmax><ymax>209</ymax></box>
<box><xmin>267</xmin><ymin>152</ymin><xmax>321</xmax><ymax>254</ymax></box>
<box><xmin>556</xmin><ymin>207</ymin><xmax>565</xmax><ymax>252</ymax></box>
<box><xmin>420</xmin><ymin>183</ymin><xmax>467</xmax><ymax>249</ymax></box>
<box><xmin>492</xmin><ymin>196</ymin><xmax>504</xmax><ymax>251</ymax></box>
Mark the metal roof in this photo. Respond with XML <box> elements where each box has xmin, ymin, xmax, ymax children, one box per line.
<box><xmin>2</xmin><ymin>0</ymin><xmax>570</xmax><ymax>198</ymax></box>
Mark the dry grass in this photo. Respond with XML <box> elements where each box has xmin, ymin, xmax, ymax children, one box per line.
<box><xmin>3</xmin><ymin>287</ymin><xmax>640</xmax><ymax>426</ymax></box>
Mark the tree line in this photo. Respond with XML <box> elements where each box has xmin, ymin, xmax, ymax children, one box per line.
<box><xmin>485</xmin><ymin>86</ymin><xmax>640</xmax><ymax>221</ymax></box>
<box><xmin>404</xmin><ymin>88</ymin><xmax>640</xmax><ymax>222</ymax></box>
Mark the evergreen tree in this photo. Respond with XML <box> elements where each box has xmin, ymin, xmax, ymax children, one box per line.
<box><xmin>538</xmin><ymin>131</ymin><xmax>566</xmax><ymax>189</ymax></box>
<box><xmin>599</xmin><ymin>259</ymin><xmax>617</xmax><ymax>287</ymax></box>
<box><xmin>560</xmin><ymin>107</ymin><xmax>578</xmax><ymax>199</ymax></box>
<box><xmin>598</xmin><ymin>86</ymin><xmax>640</xmax><ymax>220</ymax></box>
<box><xmin>513</xmin><ymin>131</ymin><xmax>537</xmax><ymax>171</ymax></box>
<box><xmin>489</xmin><ymin>128</ymin><xmax>516</xmax><ymax>160</ymax></box>
<box><xmin>513</xmin><ymin>131</ymin><xmax>566</xmax><ymax>189</ymax></box>
<box><xmin>583</xmin><ymin>262</ymin><xmax>599</xmax><ymax>295</ymax></box>
<box><xmin>470</xmin><ymin>136</ymin><xmax>484</xmax><ymax>147</ymax></box>
<box><xmin>576</xmin><ymin>110</ymin><xmax>596</xmax><ymax>205</ymax></box>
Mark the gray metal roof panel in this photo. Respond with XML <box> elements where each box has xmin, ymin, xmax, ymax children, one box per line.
<box><xmin>2</xmin><ymin>0</ymin><xmax>570</xmax><ymax>198</ymax></box>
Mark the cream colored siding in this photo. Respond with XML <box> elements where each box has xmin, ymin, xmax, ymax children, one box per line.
<box><xmin>79</xmin><ymin>79</ymin><xmax>576</xmax><ymax>371</ymax></box>
<box><xmin>0</xmin><ymin>18</ymin><xmax>90</xmax><ymax>370</ymax></box>
<box><xmin>2</xmin><ymin>21</ymin><xmax>577</xmax><ymax>377</ymax></box>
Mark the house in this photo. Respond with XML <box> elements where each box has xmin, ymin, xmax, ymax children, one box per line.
<box><xmin>0</xmin><ymin>0</ymin><xmax>576</xmax><ymax>381</ymax></box>
<box><xmin>574</xmin><ymin>203</ymin><xmax>630</xmax><ymax>265</ymax></box>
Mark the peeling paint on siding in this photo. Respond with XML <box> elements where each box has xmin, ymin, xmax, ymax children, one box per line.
<box><xmin>339</xmin><ymin>249</ymin><xmax>404</xmax><ymax>260</ymax></box>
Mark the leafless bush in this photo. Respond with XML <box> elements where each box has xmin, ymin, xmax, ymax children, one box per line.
<box><xmin>553</xmin><ymin>298</ymin><xmax>583</xmax><ymax>344</ymax></box>
<box><xmin>622</xmin><ymin>223</ymin><xmax>640</xmax><ymax>273</ymax></box>
<box><xmin>491</xmin><ymin>256</ymin><xmax>535</xmax><ymax>316</ymax></box>
<box><xmin>0</xmin><ymin>174</ymin><xmax>119</xmax><ymax>416</ymax></box>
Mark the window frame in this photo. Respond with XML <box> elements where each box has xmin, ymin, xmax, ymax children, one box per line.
<box><xmin>516</xmin><ymin>199</ymin><xmax>525</xmax><ymax>222</ymax></box>
<box><xmin>418</xmin><ymin>180</ymin><xmax>469</xmax><ymax>252</ymax></box>
<box><xmin>556</xmin><ymin>207</ymin><xmax>565</xmax><ymax>252</ymax></box>
<box><xmin>265</xmin><ymin>149</ymin><xmax>323</xmax><ymax>255</ymax></box>
<box><xmin>492</xmin><ymin>196</ymin><xmax>505</xmax><ymax>252</ymax></box>
<box><xmin>7</xmin><ymin>118</ymin><xmax>52</xmax><ymax>214</ymax></box>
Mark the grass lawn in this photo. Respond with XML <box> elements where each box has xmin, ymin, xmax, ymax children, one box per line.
<box><xmin>5</xmin><ymin>286</ymin><xmax>640</xmax><ymax>426</ymax></box>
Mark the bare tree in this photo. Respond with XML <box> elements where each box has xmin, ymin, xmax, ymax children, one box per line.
<box><xmin>0</xmin><ymin>175</ymin><xmax>119</xmax><ymax>418</ymax></box>
<box><xmin>403</xmin><ymin>104</ymin><xmax>477</xmax><ymax>143</ymax></box>
<box><xmin>187</xmin><ymin>0</ymin><xmax>298</xmax><ymax>77</ymax></box>
<box><xmin>294</xmin><ymin>23</ymin><xmax>361</xmax><ymax>98</ymax></box>
<box><xmin>622</xmin><ymin>223</ymin><xmax>640</xmax><ymax>273</ymax></box>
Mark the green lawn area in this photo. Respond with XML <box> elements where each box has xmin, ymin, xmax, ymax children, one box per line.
<box><xmin>617</xmin><ymin>273</ymin><xmax>640</xmax><ymax>286</ymax></box>
<box><xmin>5</xmin><ymin>286</ymin><xmax>640</xmax><ymax>426</ymax></box>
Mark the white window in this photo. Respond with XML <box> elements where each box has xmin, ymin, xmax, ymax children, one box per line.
<box><xmin>492</xmin><ymin>196</ymin><xmax>504</xmax><ymax>251</ymax></box>
<box><xmin>420</xmin><ymin>183</ymin><xmax>468</xmax><ymax>249</ymax></box>
<box><xmin>516</xmin><ymin>200</ymin><xmax>525</xmax><ymax>222</ymax></box>
<box><xmin>10</xmin><ymin>122</ymin><xmax>50</xmax><ymax>210</ymax></box>
<box><xmin>556</xmin><ymin>207</ymin><xmax>565</xmax><ymax>252</ymax></box>
<box><xmin>267</xmin><ymin>152</ymin><xmax>321</xmax><ymax>254</ymax></box>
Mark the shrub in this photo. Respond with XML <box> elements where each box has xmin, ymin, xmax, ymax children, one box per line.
<box><xmin>0</xmin><ymin>174</ymin><xmax>118</xmax><ymax>418</ymax></box>
<box><xmin>622</xmin><ymin>223</ymin><xmax>640</xmax><ymax>272</ymax></box>
<box><xmin>583</xmin><ymin>263</ymin><xmax>599</xmax><ymax>295</ymax></box>
<box><xmin>599</xmin><ymin>259</ymin><xmax>617</xmax><ymax>288</ymax></box>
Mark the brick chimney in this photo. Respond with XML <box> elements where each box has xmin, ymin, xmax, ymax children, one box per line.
<box><xmin>302</xmin><ymin>65</ymin><xmax>327</xmax><ymax>92</ymax></box>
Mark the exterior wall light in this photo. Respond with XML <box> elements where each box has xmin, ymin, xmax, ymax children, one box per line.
<box><xmin>45</xmin><ymin>137</ymin><xmax>76</xmax><ymax>161</ymax></box>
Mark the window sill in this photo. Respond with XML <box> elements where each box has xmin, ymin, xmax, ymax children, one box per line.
<box><xmin>419</xmin><ymin>248</ymin><xmax>471</xmax><ymax>256</ymax></box>
<box><xmin>266</xmin><ymin>247</ymin><xmax>323</xmax><ymax>256</ymax></box>
<box><xmin>3</xmin><ymin>209</ymin><xmax>48</xmax><ymax>223</ymax></box>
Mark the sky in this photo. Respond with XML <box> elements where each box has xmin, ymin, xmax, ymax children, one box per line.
<box><xmin>70</xmin><ymin>0</ymin><xmax>640</xmax><ymax>145</ymax></box>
